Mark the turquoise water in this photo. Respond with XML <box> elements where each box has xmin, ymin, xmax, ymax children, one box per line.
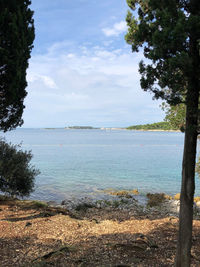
<box><xmin>2</xmin><ymin>128</ymin><xmax>200</xmax><ymax>202</ymax></box>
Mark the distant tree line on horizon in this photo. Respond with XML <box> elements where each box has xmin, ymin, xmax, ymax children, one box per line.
<box><xmin>127</xmin><ymin>121</ymin><xmax>179</xmax><ymax>131</ymax></box>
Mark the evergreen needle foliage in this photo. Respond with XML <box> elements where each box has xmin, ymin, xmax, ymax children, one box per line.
<box><xmin>0</xmin><ymin>1</ymin><xmax>36</xmax><ymax>199</ymax></box>
<box><xmin>0</xmin><ymin>0</ymin><xmax>35</xmax><ymax>131</ymax></box>
<box><xmin>125</xmin><ymin>0</ymin><xmax>200</xmax><ymax>265</ymax></box>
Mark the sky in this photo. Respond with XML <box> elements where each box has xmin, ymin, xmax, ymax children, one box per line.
<box><xmin>23</xmin><ymin>0</ymin><xmax>165</xmax><ymax>128</ymax></box>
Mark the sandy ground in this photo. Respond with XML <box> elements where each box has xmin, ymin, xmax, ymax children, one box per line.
<box><xmin>0</xmin><ymin>199</ymin><xmax>200</xmax><ymax>267</ymax></box>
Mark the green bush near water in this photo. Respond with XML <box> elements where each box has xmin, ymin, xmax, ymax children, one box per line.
<box><xmin>0</xmin><ymin>139</ymin><xmax>39</xmax><ymax>198</ymax></box>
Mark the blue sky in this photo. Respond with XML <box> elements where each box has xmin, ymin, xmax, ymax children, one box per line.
<box><xmin>23</xmin><ymin>0</ymin><xmax>165</xmax><ymax>128</ymax></box>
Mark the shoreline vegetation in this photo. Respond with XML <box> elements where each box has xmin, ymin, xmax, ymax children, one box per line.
<box><xmin>44</xmin><ymin>121</ymin><xmax>180</xmax><ymax>132</ymax></box>
<box><xmin>0</xmin><ymin>190</ymin><xmax>200</xmax><ymax>266</ymax></box>
<box><xmin>126</xmin><ymin>121</ymin><xmax>180</xmax><ymax>131</ymax></box>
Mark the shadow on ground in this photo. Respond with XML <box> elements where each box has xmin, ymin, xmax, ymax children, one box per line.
<box><xmin>0</xmin><ymin>200</ymin><xmax>200</xmax><ymax>266</ymax></box>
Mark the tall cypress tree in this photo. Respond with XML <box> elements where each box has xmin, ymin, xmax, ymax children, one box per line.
<box><xmin>125</xmin><ymin>0</ymin><xmax>200</xmax><ymax>265</ymax></box>
<box><xmin>0</xmin><ymin>0</ymin><xmax>35</xmax><ymax>131</ymax></box>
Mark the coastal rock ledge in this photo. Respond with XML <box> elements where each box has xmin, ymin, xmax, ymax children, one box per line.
<box><xmin>58</xmin><ymin>195</ymin><xmax>200</xmax><ymax>219</ymax></box>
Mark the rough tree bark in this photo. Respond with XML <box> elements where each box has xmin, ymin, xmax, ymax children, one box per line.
<box><xmin>176</xmin><ymin>29</ymin><xmax>200</xmax><ymax>265</ymax></box>
<box><xmin>176</xmin><ymin>96</ymin><xmax>198</xmax><ymax>266</ymax></box>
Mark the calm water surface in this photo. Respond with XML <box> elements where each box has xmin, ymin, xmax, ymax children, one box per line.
<box><xmin>2</xmin><ymin>128</ymin><xmax>200</xmax><ymax>202</ymax></box>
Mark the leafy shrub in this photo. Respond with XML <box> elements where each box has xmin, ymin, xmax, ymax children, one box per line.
<box><xmin>0</xmin><ymin>139</ymin><xmax>39</xmax><ymax>198</ymax></box>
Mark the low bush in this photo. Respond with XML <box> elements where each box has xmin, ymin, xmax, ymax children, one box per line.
<box><xmin>31</xmin><ymin>200</ymin><xmax>48</xmax><ymax>209</ymax></box>
<box><xmin>146</xmin><ymin>193</ymin><xmax>166</xmax><ymax>207</ymax></box>
<box><xmin>0</xmin><ymin>139</ymin><xmax>40</xmax><ymax>198</ymax></box>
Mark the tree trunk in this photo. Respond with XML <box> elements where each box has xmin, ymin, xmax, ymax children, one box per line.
<box><xmin>175</xmin><ymin>87</ymin><xmax>199</xmax><ymax>266</ymax></box>
<box><xmin>175</xmin><ymin>2</ymin><xmax>200</xmax><ymax>262</ymax></box>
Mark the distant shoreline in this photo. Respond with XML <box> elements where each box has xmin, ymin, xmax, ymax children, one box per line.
<box><xmin>43</xmin><ymin>127</ymin><xmax>180</xmax><ymax>132</ymax></box>
<box><xmin>128</xmin><ymin>129</ymin><xmax>181</xmax><ymax>132</ymax></box>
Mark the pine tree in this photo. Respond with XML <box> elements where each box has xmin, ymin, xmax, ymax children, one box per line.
<box><xmin>0</xmin><ymin>0</ymin><xmax>35</xmax><ymax>131</ymax></box>
<box><xmin>125</xmin><ymin>0</ymin><xmax>200</xmax><ymax>265</ymax></box>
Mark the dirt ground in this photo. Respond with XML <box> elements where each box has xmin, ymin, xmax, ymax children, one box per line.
<box><xmin>0</xmin><ymin>199</ymin><xmax>200</xmax><ymax>267</ymax></box>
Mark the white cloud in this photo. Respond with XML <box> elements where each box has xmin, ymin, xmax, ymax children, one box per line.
<box><xmin>23</xmin><ymin>42</ymin><xmax>164</xmax><ymax>127</ymax></box>
<box><xmin>27</xmin><ymin>73</ymin><xmax>57</xmax><ymax>89</ymax></box>
<box><xmin>66</xmin><ymin>53</ymin><xmax>75</xmax><ymax>58</ymax></box>
<box><xmin>102</xmin><ymin>21</ymin><xmax>127</xmax><ymax>37</ymax></box>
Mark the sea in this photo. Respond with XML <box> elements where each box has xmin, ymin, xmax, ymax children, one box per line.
<box><xmin>2</xmin><ymin>128</ymin><xmax>200</xmax><ymax>202</ymax></box>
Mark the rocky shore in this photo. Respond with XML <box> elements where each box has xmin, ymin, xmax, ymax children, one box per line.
<box><xmin>47</xmin><ymin>190</ymin><xmax>200</xmax><ymax>219</ymax></box>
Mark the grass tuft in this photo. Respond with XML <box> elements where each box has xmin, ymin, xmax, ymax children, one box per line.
<box><xmin>30</xmin><ymin>200</ymin><xmax>48</xmax><ymax>209</ymax></box>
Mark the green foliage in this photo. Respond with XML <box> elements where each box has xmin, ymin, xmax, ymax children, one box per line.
<box><xmin>125</xmin><ymin>0</ymin><xmax>199</xmax><ymax>105</ymax></box>
<box><xmin>0</xmin><ymin>139</ymin><xmax>39</xmax><ymax>198</ymax></box>
<box><xmin>126</xmin><ymin>1</ymin><xmax>200</xmax><ymax>263</ymax></box>
<box><xmin>0</xmin><ymin>0</ymin><xmax>35</xmax><ymax>132</ymax></box>
<box><xmin>30</xmin><ymin>200</ymin><xmax>48</xmax><ymax>209</ymax></box>
<box><xmin>127</xmin><ymin>121</ymin><xmax>176</xmax><ymax>130</ymax></box>
<box><xmin>162</xmin><ymin>103</ymin><xmax>186</xmax><ymax>132</ymax></box>
<box><xmin>162</xmin><ymin>101</ymin><xmax>200</xmax><ymax>133</ymax></box>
